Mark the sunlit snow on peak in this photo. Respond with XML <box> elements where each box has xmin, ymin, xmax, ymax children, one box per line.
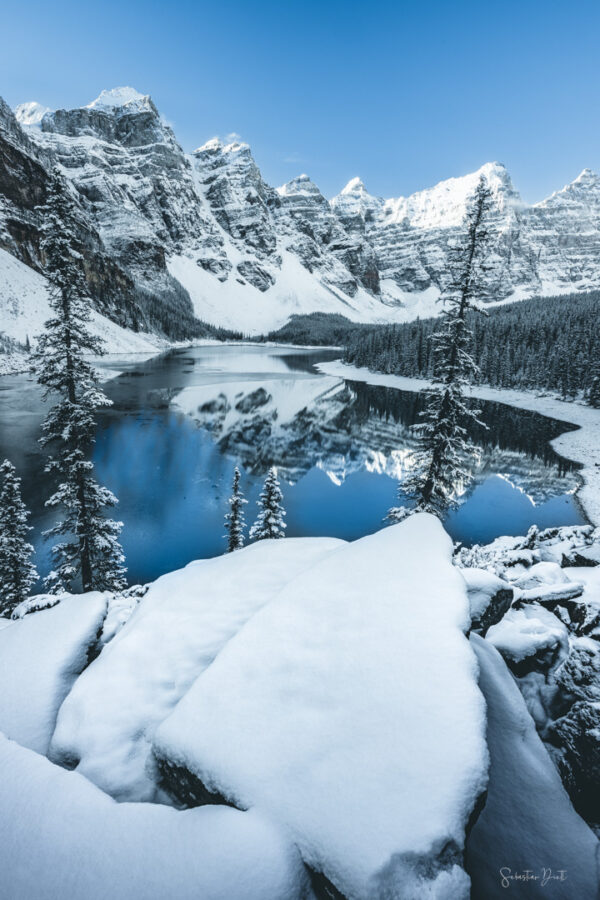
<box><xmin>340</xmin><ymin>176</ymin><xmax>367</xmax><ymax>195</ymax></box>
<box><xmin>87</xmin><ymin>87</ymin><xmax>150</xmax><ymax>111</ymax></box>
<box><xmin>14</xmin><ymin>101</ymin><xmax>52</xmax><ymax>127</ymax></box>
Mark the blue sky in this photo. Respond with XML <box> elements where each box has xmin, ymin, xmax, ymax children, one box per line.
<box><xmin>2</xmin><ymin>0</ymin><xmax>598</xmax><ymax>202</ymax></box>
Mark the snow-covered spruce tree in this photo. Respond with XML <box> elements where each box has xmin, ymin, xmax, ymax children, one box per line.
<box><xmin>0</xmin><ymin>460</ymin><xmax>38</xmax><ymax>616</ymax></box>
<box><xmin>588</xmin><ymin>361</ymin><xmax>600</xmax><ymax>408</ymax></box>
<box><xmin>224</xmin><ymin>466</ymin><xmax>248</xmax><ymax>552</ymax></box>
<box><xmin>33</xmin><ymin>172</ymin><xmax>127</xmax><ymax>594</ymax></box>
<box><xmin>249</xmin><ymin>467</ymin><xmax>287</xmax><ymax>541</ymax></box>
<box><xmin>388</xmin><ymin>177</ymin><xmax>493</xmax><ymax>522</ymax></box>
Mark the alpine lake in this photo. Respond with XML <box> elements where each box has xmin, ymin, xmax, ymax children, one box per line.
<box><xmin>0</xmin><ymin>344</ymin><xmax>585</xmax><ymax>586</ymax></box>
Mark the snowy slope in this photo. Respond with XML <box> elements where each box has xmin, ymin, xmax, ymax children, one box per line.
<box><xmin>154</xmin><ymin>516</ymin><xmax>488</xmax><ymax>899</ymax></box>
<box><xmin>168</xmin><ymin>249</ymin><xmax>397</xmax><ymax>333</ymax></box>
<box><xmin>0</xmin><ymin>247</ymin><xmax>164</xmax><ymax>354</ymax></box>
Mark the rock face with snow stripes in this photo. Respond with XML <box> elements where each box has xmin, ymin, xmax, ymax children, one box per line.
<box><xmin>332</xmin><ymin>162</ymin><xmax>600</xmax><ymax>300</ymax></box>
<box><xmin>3</xmin><ymin>86</ymin><xmax>600</xmax><ymax>343</ymax></box>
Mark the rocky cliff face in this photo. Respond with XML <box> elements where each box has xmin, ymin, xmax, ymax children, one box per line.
<box><xmin>331</xmin><ymin>161</ymin><xmax>600</xmax><ymax>301</ymax></box>
<box><xmin>2</xmin><ymin>85</ymin><xmax>600</xmax><ymax>344</ymax></box>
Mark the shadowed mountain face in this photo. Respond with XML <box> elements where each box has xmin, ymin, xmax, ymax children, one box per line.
<box><xmin>3</xmin><ymin>87</ymin><xmax>600</xmax><ymax>342</ymax></box>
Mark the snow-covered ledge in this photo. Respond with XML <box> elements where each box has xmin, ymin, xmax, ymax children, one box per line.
<box><xmin>317</xmin><ymin>361</ymin><xmax>600</xmax><ymax>527</ymax></box>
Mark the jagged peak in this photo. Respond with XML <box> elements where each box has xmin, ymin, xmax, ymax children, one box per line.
<box><xmin>194</xmin><ymin>136</ymin><xmax>250</xmax><ymax>156</ymax></box>
<box><xmin>380</xmin><ymin>161</ymin><xmax>520</xmax><ymax>229</ymax></box>
<box><xmin>536</xmin><ymin>166</ymin><xmax>600</xmax><ymax>208</ymax></box>
<box><xmin>86</xmin><ymin>87</ymin><xmax>153</xmax><ymax>113</ymax></box>
<box><xmin>340</xmin><ymin>176</ymin><xmax>367</xmax><ymax>195</ymax></box>
<box><xmin>573</xmin><ymin>167</ymin><xmax>599</xmax><ymax>185</ymax></box>
<box><xmin>195</xmin><ymin>137</ymin><xmax>224</xmax><ymax>153</ymax></box>
<box><xmin>14</xmin><ymin>101</ymin><xmax>52</xmax><ymax>127</ymax></box>
<box><xmin>276</xmin><ymin>174</ymin><xmax>322</xmax><ymax>197</ymax></box>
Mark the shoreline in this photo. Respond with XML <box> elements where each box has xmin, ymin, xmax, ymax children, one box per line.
<box><xmin>317</xmin><ymin>360</ymin><xmax>600</xmax><ymax>528</ymax></box>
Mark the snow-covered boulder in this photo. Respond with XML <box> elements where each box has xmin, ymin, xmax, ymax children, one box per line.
<box><xmin>513</xmin><ymin>561</ymin><xmax>574</xmax><ymax>590</ymax></box>
<box><xmin>0</xmin><ymin>594</ymin><xmax>107</xmax><ymax>754</ymax></box>
<box><xmin>562</xmin><ymin>543</ymin><xmax>600</xmax><ymax>568</ymax></box>
<box><xmin>50</xmin><ymin>538</ymin><xmax>344</xmax><ymax>801</ymax></box>
<box><xmin>486</xmin><ymin>605</ymin><xmax>569</xmax><ymax>676</ymax></box>
<box><xmin>461</xmin><ymin>567</ymin><xmax>513</xmax><ymax>634</ymax></box>
<box><xmin>466</xmin><ymin>636</ymin><xmax>599</xmax><ymax>899</ymax></box>
<box><xmin>456</xmin><ymin>526</ymin><xmax>598</xmax><ymax>579</ymax></box>
<box><xmin>154</xmin><ymin>515</ymin><xmax>488</xmax><ymax>900</ymax></box>
<box><xmin>0</xmin><ymin>733</ymin><xmax>310</xmax><ymax>900</ymax></box>
<box><xmin>10</xmin><ymin>592</ymin><xmax>61</xmax><ymax>618</ymax></box>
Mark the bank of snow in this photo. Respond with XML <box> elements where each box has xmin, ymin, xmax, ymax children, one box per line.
<box><xmin>154</xmin><ymin>516</ymin><xmax>488</xmax><ymax>899</ymax></box>
<box><xmin>0</xmin><ymin>734</ymin><xmax>309</xmax><ymax>900</ymax></box>
<box><xmin>317</xmin><ymin>360</ymin><xmax>600</xmax><ymax>527</ymax></box>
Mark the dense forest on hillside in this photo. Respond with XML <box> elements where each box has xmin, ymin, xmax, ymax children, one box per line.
<box><xmin>263</xmin><ymin>313</ymin><xmax>369</xmax><ymax>346</ymax></box>
<box><xmin>344</xmin><ymin>291</ymin><xmax>600</xmax><ymax>399</ymax></box>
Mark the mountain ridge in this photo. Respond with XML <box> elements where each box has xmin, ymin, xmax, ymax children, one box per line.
<box><xmin>2</xmin><ymin>86</ymin><xmax>599</xmax><ymax>348</ymax></box>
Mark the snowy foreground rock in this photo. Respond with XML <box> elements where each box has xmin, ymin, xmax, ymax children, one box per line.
<box><xmin>1</xmin><ymin>517</ymin><xmax>599</xmax><ymax>898</ymax></box>
<box><xmin>50</xmin><ymin>538</ymin><xmax>343</xmax><ymax>801</ymax></box>
<box><xmin>459</xmin><ymin>524</ymin><xmax>600</xmax><ymax>838</ymax></box>
<box><xmin>154</xmin><ymin>516</ymin><xmax>487</xmax><ymax>899</ymax></box>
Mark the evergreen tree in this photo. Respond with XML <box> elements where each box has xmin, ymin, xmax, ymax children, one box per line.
<box><xmin>345</xmin><ymin>290</ymin><xmax>600</xmax><ymax>398</ymax></box>
<box><xmin>33</xmin><ymin>172</ymin><xmax>127</xmax><ymax>594</ymax></box>
<box><xmin>224</xmin><ymin>466</ymin><xmax>247</xmax><ymax>552</ymax></box>
<box><xmin>589</xmin><ymin>360</ymin><xmax>600</xmax><ymax>408</ymax></box>
<box><xmin>249</xmin><ymin>467</ymin><xmax>287</xmax><ymax>540</ymax></box>
<box><xmin>0</xmin><ymin>460</ymin><xmax>38</xmax><ymax>616</ymax></box>
<box><xmin>391</xmin><ymin>177</ymin><xmax>493</xmax><ymax>520</ymax></box>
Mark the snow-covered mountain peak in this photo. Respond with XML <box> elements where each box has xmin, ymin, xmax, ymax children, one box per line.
<box><xmin>14</xmin><ymin>101</ymin><xmax>52</xmax><ymax>127</ymax></box>
<box><xmin>277</xmin><ymin>174</ymin><xmax>322</xmax><ymax>197</ymax></box>
<box><xmin>536</xmin><ymin>167</ymin><xmax>600</xmax><ymax>210</ymax></box>
<box><xmin>574</xmin><ymin>167</ymin><xmax>598</xmax><ymax>184</ymax></box>
<box><xmin>86</xmin><ymin>87</ymin><xmax>152</xmax><ymax>113</ymax></box>
<box><xmin>381</xmin><ymin>162</ymin><xmax>521</xmax><ymax>230</ymax></box>
<box><xmin>340</xmin><ymin>176</ymin><xmax>368</xmax><ymax>195</ymax></box>
<box><xmin>222</xmin><ymin>140</ymin><xmax>252</xmax><ymax>157</ymax></box>
<box><xmin>195</xmin><ymin>137</ymin><xmax>224</xmax><ymax>153</ymax></box>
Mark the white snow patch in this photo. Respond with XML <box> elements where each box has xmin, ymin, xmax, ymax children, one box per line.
<box><xmin>167</xmin><ymin>250</ymin><xmax>415</xmax><ymax>334</ymax></box>
<box><xmin>154</xmin><ymin>515</ymin><xmax>488</xmax><ymax>899</ymax></box>
<box><xmin>0</xmin><ymin>248</ymin><xmax>164</xmax><ymax>361</ymax></box>
<box><xmin>462</xmin><ymin>568</ymin><xmax>512</xmax><ymax>623</ymax></box>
